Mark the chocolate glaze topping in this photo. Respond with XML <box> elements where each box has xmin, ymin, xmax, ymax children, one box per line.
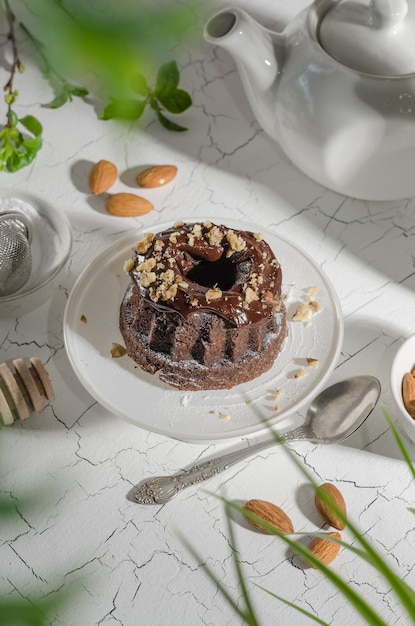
<box><xmin>127</xmin><ymin>221</ymin><xmax>283</xmax><ymax>327</ymax></box>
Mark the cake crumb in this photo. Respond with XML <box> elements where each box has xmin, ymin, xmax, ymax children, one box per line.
<box><xmin>309</xmin><ymin>300</ymin><xmax>322</xmax><ymax>313</ymax></box>
<box><xmin>220</xmin><ymin>413</ymin><xmax>231</xmax><ymax>421</ymax></box>
<box><xmin>271</xmin><ymin>388</ymin><xmax>283</xmax><ymax>402</ymax></box>
<box><xmin>80</xmin><ymin>314</ymin><xmax>87</xmax><ymax>324</ymax></box>
<box><xmin>307</xmin><ymin>357</ymin><xmax>319</xmax><ymax>368</ymax></box>
<box><xmin>307</xmin><ymin>286</ymin><xmax>319</xmax><ymax>300</ymax></box>
<box><xmin>110</xmin><ymin>343</ymin><xmax>127</xmax><ymax>358</ymax></box>
<box><xmin>295</xmin><ymin>368</ymin><xmax>307</xmax><ymax>378</ymax></box>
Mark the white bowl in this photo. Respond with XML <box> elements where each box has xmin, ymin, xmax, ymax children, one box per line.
<box><xmin>390</xmin><ymin>334</ymin><xmax>415</xmax><ymax>441</ymax></box>
<box><xmin>0</xmin><ymin>189</ymin><xmax>72</xmax><ymax>312</ymax></box>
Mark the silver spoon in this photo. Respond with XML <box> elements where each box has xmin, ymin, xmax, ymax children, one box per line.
<box><xmin>134</xmin><ymin>375</ymin><xmax>381</xmax><ymax>505</ymax></box>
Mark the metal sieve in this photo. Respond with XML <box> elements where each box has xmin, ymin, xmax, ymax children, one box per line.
<box><xmin>0</xmin><ymin>211</ymin><xmax>33</xmax><ymax>297</ymax></box>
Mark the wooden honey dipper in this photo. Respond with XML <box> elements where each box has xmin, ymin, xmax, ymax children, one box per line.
<box><xmin>0</xmin><ymin>358</ymin><xmax>54</xmax><ymax>426</ymax></box>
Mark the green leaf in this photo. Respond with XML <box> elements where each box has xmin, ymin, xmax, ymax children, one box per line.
<box><xmin>131</xmin><ymin>72</ymin><xmax>149</xmax><ymax>97</ymax></box>
<box><xmin>7</xmin><ymin>149</ymin><xmax>36</xmax><ymax>172</ymax></box>
<box><xmin>0</xmin><ymin>599</ymin><xmax>46</xmax><ymax>626</ymax></box>
<box><xmin>155</xmin><ymin>60</ymin><xmax>180</xmax><ymax>99</ymax></box>
<box><xmin>100</xmin><ymin>99</ymin><xmax>147</xmax><ymax>121</ymax></box>
<box><xmin>156</xmin><ymin>110</ymin><xmax>187</xmax><ymax>132</ymax></box>
<box><xmin>157</xmin><ymin>88</ymin><xmax>192</xmax><ymax>114</ymax></box>
<box><xmin>22</xmin><ymin>137</ymin><xmax>43</xmax><ymax>152</ymax></box>
<box><xmin>20</xmin><ymin>115</ymin><xmax>43</xmax><ymax>137</ymax></box>
<box><xmin>47</xmin><ymin>91</ymin><xmax>70</xmax><ymax>109</ymax></box>
<box><xmin>70</xmin><ymin>86</ymin><xmax>89</xmax><ymax>97</ymax></box>
<box><xmin>6</xmin><ymin>110</ymin><xmax>18</xmax><ymax>128</ymax></box>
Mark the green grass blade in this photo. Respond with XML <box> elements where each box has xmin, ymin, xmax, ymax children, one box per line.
<box><xmin>381</xmin><ymin>405</ymin><xmax>415</xmax><ymax>481</ymax></box>
<box><xmin>224</xmin><ymin>502</ymin><xmax>262</xmax><ymax>626</ymax></box>
<box><xmin>178</xmin><ymin>529</ymin><xmax>260</xmax><ymax>626</ymax></box>
<box><xmin>253</xmin><ymin>584</ymin><xmax>331</xmax><ymax>626</ymax></box>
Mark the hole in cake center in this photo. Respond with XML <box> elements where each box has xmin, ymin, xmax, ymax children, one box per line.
<box><xmin>186</xmin><ymin>255</ymin><xmax>237</xmax><ymax>290</ymax></box>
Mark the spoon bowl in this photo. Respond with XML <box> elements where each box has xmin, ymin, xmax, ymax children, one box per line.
<box><xmin>304</xmin><ymin>375</ymin><xmax>381</xmax><ymax>444</ymax></box>
<box><xmin>134</xmin><ymin>375</ymin><xmax>381</xmax><ymax>504</ymax></box>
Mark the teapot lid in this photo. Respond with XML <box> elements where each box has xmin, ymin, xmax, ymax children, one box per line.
<box><xmin>319</xmin><ymin>0</ymin><xmax>415</xmax><ymax>75</ymax></box>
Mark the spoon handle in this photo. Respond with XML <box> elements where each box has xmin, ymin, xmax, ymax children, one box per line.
<box><xmin>134</xmin><ymin>426</ymin><xmax>306</xmax><ymax>504</ymax></box>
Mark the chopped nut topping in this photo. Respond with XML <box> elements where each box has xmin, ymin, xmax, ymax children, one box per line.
<box><xmin>192</xmin><ymin>223</ymin><xmax>203</xmax><ymax>237</ymax></box>
<box><xmin>80</xmin><ymin>314</ymin><xmax>87</xmax><ymax>324</ymax></box>
<box><xmin>123</xmin><ymin>258</ymin><xmax>135</xmax><ymax>273</ymax></box>
<box><xmin>137</xmin><ymin>257</ymin><xmax>156</xmax><ymax>272</ymax></box>
<box><xmin>154</xmin><ymin>240</ymin><xmax>164</xmax><ymax>253</ymax></box>
<box><xmin>160</xmin><ymin>269</ymin><xmax>174</xmax><ymax>284</ymax></box>
<box><xmin>191</xmin><ymin>298</ymin><xmax>199</xmax><ymax>306</ymax></box>
<box><xmin>254</xmin><ymin>232</ymin><xmax>263</xmax><ymax>241</ymax></box>
<box><xmin>203</xmin><ymin>219</ymin><xmax>212</xmax><ymax>228</ymax></box>
<box><xmin>227</xmin><ymin>229</ymin><xmax>247</xmax><ymax>252</ymax></box>
<box><xmin>149</xmin><ymin>287</ymin><xmax>158</xmax><ymax>302</ymax></box>
<box><xmin>206</xmin><ymin>288</ymin><xmax>222</xmax><ymax>302</ymax></box>
<box><xmin>134</xmin><ymin>232</ymin><xmax>155</xmax><ymax>254</ymax></box>
<box><xmin>295</xmin><ymin>368</ymin><xmax>307</xmax><ymax>378</ymax></box>
<box><xmin>140</xmin><ymin>271</ymin><xmax>157</xmax><ymax>287</ymax></box>
<box><xmin>177</xmin><ymin>280</ymin><xmax>189</xmax><ymax>289</ymax></box>
<box><xmin>161</xmin><ymin>283</ymin><xmax>178</xmax><ymax>301</ymax></box>
<box><xmin>307</xmin><ymin>357</ymin><xmax>319</xmax><ymax>368</ymax></box>
<box><xmin>169</xmin><ymin>233</ymin><xmax>178</xmax><ymax>244</ymax></box>
<box><xmin>244</xmin><ymin>286</ymin><xmax>259</xmax><ymax>304</ymax></box>
<box><xmin>292</xmin><ymin>302</ymin><xmax>312</xmax><ymax>322</ymax></box>
<box><xmin>207</xmin><ymin>225</ymin><xmax>223</xmax><ymax>245</ymax></box>
<box><xmin>173</xmin><ymin>220</ymin><xmax>184</xmax><ymax>228</ymax></box>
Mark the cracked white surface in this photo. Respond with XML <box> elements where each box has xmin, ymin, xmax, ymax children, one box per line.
<box><xmin>2</xmin><ymin>0</ymin><xmax>415</xmax><ymax>624</ymax></box>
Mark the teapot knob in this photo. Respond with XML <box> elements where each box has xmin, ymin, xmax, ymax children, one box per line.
<box><xmin>370</xmin><ymin>0</ymin><xmax>408</xmax><ymax>26</ymax></box>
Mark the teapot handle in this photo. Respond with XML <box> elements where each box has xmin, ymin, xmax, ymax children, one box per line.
<box><xmin>370</xmin><ymin>0</ymin><xmax>408</xmax><ymax>26</ymax></box>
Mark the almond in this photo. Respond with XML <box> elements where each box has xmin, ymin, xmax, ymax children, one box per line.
<box><xmin>243</xmin><ymin>499</ymin><xmax>294</xmax><ymax>534</ymax></box>
<box><xmin>89</xmin><ymin>160</ymin><xmax>118</xmax><ymax>194</ymax></box>
<box><xmin>307</xmin><ymin>531</ymin><xmax>341</xmax><ymax>567</ymax></box>
<box><xmin>136</xmin><ymin>165</ymin><xmax>177</xmax><ymax>188</ymax></box>
<box><xmin>105</xmin><ymin>193</ymin><xmax>153</xmax><ymax>217</ymax></box>
<box><xmin>315</xmin><ymin>483</ymin><xmax>346</xmax><ymax>530</ymax></box>
<box><xmin>402</xmin><ymin>370</ymin><xmax>415</xmax><ymax>418</ymax></box>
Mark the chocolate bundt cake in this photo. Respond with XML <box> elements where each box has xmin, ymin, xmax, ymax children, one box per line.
<box><xmin>120</xmin><ymin>220</ymin><xmax>287</xmax><ymax>390</ymax></box>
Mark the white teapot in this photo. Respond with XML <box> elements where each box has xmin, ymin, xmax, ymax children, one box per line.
<box><xmin>204</xmin><ymin>0</ymin><xmax>415</xmax><ymax>200</ymax></box>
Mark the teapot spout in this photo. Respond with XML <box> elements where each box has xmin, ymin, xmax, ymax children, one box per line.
<box><xmin>204</xmin><ymin>9</ymin><xmax>281</xmax><ymax>135</ymax></box>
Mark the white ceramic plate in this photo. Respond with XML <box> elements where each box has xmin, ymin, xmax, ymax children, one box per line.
<box><xmin>0</xmin><ymin>189</ymin><xmax>72</xmax><ymax>303</ymax></box>
<box><xmin>63</xmin><ymin>218</ymin><xmax>343</xmax><ymax>442</ymax></box>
